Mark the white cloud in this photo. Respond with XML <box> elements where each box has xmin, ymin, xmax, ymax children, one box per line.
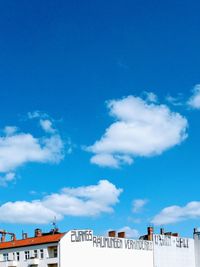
<box><xmin>0</xmin><ymin>112</ymin><xmax>67</xmax><ymax>185</ymax></box>
<box><xmin>4</xmin><ymin>126</ymin><xmax>18</xmax><ymax>136</ymax></box>
<box><xmin>0</xmin><ymin>133</ymin><xmax>64</xmax><ymax>173</ymax></box>
<box><xmin>188</xmin><ymin>84</ymin><xmax>200</xmax><ymax>109</ymax></box>
<box><xmin>0</xmin><ymin>201</ymin><xmax>60</xmax><ymax>224</ymax></box>
<box><xmin>118</xmin><ymin>226</ymin><xmax>139</xmax><ymax>238</ymax></box>
<box><xmin>90</xmin><ymin>154</ymin><xmax>133</xmax><ymax>168</ymax></box>
<box><xmin>0</xmin><ymin>180</ymin><xmax>122</xmax><ymax>224</ymax></box>
<box><xmin>87</xmin><ymin>95</ymin><xmax>188</xmax><ymax>168</ymax></box>
<box><xmin>28</xmin><ymin>111</ymin><xmax>56</xmax><ymax>133</ymax></box>
<box><xmin>152</xmin><ymin>201</ymin><xmax>200</xmax><ymax>225</ymax></box>
<box><xmin>0</xmin><ymin>172</ymin><xmax>16</xmax><ymax>187</ymax></box>
<box><xmin>27</xmin><ymin>111</ymin><xmax>45</xmax><ymax>119</ymax></box>
<box><xmin>144</xmin><ymin>91</ymin><xmax>158</xmax><ymax>103</ymax></box>
<box><xmin>132</xmin><ymin>199</ymin><xmax>148</xmax><ymax>213</ymax></box>
<box><xmin>39</xmin><ymin>119</ymin><xmax>56</xmax><ymax>133</ymax></box>
<box><xmin>165</xmin><ymin>95</ymin><xmax>183</xmax><ymax>106</ymax></box>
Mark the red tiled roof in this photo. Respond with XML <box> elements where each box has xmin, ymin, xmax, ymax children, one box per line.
<box><xmin>0</xmin><ymin>233</ymin><xmax>65</xmax><ymax>250</ymax></box>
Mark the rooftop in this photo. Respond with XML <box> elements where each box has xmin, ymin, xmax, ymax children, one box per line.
<box><xmin>0</xmin><ymin>231</ymin><xmax>65</xmax><ymax>250</ymax></box>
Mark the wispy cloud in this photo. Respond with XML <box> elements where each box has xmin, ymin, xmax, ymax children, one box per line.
<box><xmin>132</xmin><ymin>199</ymin><xmax>148</xmax><ymax>213</ymax></box>
<box><xmin>143</xmin><ymin>91</ymin><xmax>158</xmax><ymax>103</ymax></box>
<box><xmin>165</xmin><ymin>94</ymin><xmax>184</xmax><ymax>106</ymax></box>
<box><xmin>152</xmin><ymin>201</ymin><xmax>200</xmax><ymax>225</ymax></box>
<box><xmin>28</xmin><ymin>111</ymin><xmax>56</xmax><ymax>133</ymax></box>
<box><xmin>0</xmin><ymin>172</ymin><xmax>16</xmax><ymax>187</ymax></box>
<box><xmin>188</xmin><ymin>84</ymin><xmax>200</xmax><ymax>109</ymax></box>
<box><xmin>87</xmin><ymin>95</ymin><xmax>188</xmax><ymax>168</ymax></box>
<box><xmin>0</xmin><ymin>180</ymin><xmax>122</xmax><ymax>224</ymax></box>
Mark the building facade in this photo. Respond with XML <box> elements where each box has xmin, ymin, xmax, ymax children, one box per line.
<box><xmin>0</xmin><ymin>227</ymin><xmax>200</xmax><ymax>267</ymax></box>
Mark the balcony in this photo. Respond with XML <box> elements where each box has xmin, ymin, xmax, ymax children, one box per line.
<box><xmin>47</xmin><ymin>246</ymin><xmax>58</xmax><ymax>259</ymax></box>
<box><xmin>0</xmin><ymin>261</ymin><xmax>18</xmax><ymax>267</ymax></box>
<box><xmin>46</xmin><ymin>257</ymin><xmax>58</xmax><ymax>265</ymax></box>
<box><xmin>47</xmin><ymin>245</ymin><xmax>58</xmax><ymax>265</ymax></box>
<box><xmin>26</xmin><ymin>258</ymin><xmax>39</xmax><ymax>265</ymax></box>
<box><xmin>7</xmin><ymin>261</ymin><xmax>18</xmax><ymax>266</ymax></box>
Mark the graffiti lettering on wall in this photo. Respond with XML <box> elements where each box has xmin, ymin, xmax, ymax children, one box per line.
<box><xmin>93</xmin><ymin>236</ymin><xmax>123</xmax><ymax>249</ymax></box>
<box><xmin>154</xmin><ymin>235</ymin><xmax>189</xmax><ymax>248</ymax></box>
<box><xmin>154</xmin><ymin>235</ymin><xmax>171</xmax><ymax>246</ymax></box>
<box><xmin>71</xmin><ymin>230</ymin><xmax>93</xmax><ymax>242</ymax></box>
<box><xmin>71</xmin><ymin>230</ymin><xmax>153</xmax><ymax>251</ymax></box>
<box><xmin>93</xmin><ymin>236</ymin><xmax>152</xmax><ymax>251</ymax></box>
<box><xmin>176</xmin><ymin>238</ymin><xmax>189</xmax><ymax>248</ymax></box>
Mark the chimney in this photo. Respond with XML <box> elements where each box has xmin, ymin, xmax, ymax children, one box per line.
<box><xmin>108</xmin><ymin>231</ymin><xmax>116</xmax><ymax>237</ymax></box>
<box><xmin>22</xmin><ymin>233</ymin><xmax>28</xmax><ymax>239</ymax></box>
<box><xmin>194</xmin><ymin>228</ymin><xmax>200</xmax><ymax>234</ymax></box>
<box><xmin>118</xmin><ymin>232</ymin><xmax>126</xmax><ymax>238</ymax></box>
<box><xmin>35</xmin><ymin>229</ymin><xmax>42</xmax><ymax>237</ymax></box>
<box><xmin>12</xmin><ymin>234</ymin><xmax>16</xmax><ymax>241</ymax></box>
<box><xmin>172</xmin><ymin>233</ymin><xmax>179</xmax><ymax>237</ymax></box>
<box><xmin>147</xmin><ymin>227</ymin><xmax>154</xmax><ymax>241</ymax></box>
<box><xmin>1</xmin><ymin>235</ymin><xmax>5</xmax><ymax>242</ymax></box>
<box><xmin>165</xmin><ymin>232</ymin><xmax>172</xmax><ymax>236</ymax></box>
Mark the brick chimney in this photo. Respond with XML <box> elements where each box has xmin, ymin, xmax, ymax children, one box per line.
<box><xmin>12</xmin><ymin>234</ymin><xmax>16</xmax><ymax>241</ymax></box>
<box><xmin>118</xmin><ymin>232</ymin><xmax>126</xmax><ymax>238</ymax></box>
<box><xmin>22</xmin><ymin>233</ymin><xmax>28</xmax><ymax>239</ymax></box>
<box><xmin>108</xmin><ymin>231</ymin><xmax>116</xmax><ymax>237</ymax></box>
<box><xmin>147</xmin><ymin>227</ymin><xmax>154</xmax><ymax>241</ymax></box>
<box><xmin>35</xmin><ymin>229</ymin><xmax>42</xmax><ymax>237</ymax></box>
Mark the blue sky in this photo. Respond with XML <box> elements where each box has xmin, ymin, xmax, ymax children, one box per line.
<box><xmin>0</xmin><ymin>0</ymin><xmax>200</xmax><ymax>239</ymax></box>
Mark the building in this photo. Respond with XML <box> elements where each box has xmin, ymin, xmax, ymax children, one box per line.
<box><xmin>0</xmin><ymin>226</ymin><xmax>200</xmax><ymax>267</ymax></box>
<box><xmin>0</xmin><ymin>228</ymin><xmax>63</xmax><ymax>267</ymax></box>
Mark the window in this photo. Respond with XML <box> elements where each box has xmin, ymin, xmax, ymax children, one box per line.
<box><xmin>53</xmin><ymin>248</ymin><xmax>57</xmax><ymax>258</ymax></box>
<box><xmin>25</xmin><ymin>251</ymin><xmax>30</xmax><ymax>260</ymax></box>
<box><xmin>40</xmin><ymin>249</ymin><xmax>44</xmax><ymax>259</ymax></box>
<box><xmin>34</xmin><ymin>250</ymin><xmax>38</xmax><ymax>258</ymax></box>
<box><xmin>16</xmin><ymin>252</ymin><xmax>20</xmax><ymax>261</ymax></box>
<box><xmin>3</xmin><ymin>253</ymin><xmax>8</xmax><ymax>261</ymax></box>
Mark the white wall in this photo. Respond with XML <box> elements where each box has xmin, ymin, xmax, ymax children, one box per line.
<box><xmin>59</xmin><ymin>230</ymin><xmax>153</xmax><ymax>267</ymax></box>
<box><xmin>153</xmin><ymin>234</ymin><xmax>196</xmax><ymax>267</ymax></box>
<box><xmin>0</xmin><ymin>242</ymin><xmax>58</xmax><ymax>267</ymax></box>
<box><xmin>194</xmin><ymin>232</ymin><xmax>200</xmax><ymax>267</ymax></box>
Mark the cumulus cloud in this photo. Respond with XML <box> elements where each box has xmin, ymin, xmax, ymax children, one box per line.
<box><xmin>0</xmin><ymin>201</ymin><xmax>59</xmax><ymax>224</ymax></box>
<box><xmin>87</xmin><ymin>95</ymin><xmax>188</xmax><ymax>168</ymax></box>
<box><xmin>0</xmin><ymin>180</ymin><xmax>122</xmax><ymax>224</ymax></box>
<box><xmin>152</xmin><ymin>201</ymin><xmax>200</xmax><ymax>225</ymax></box>
<box><xmin>0</xmin><ymin>133</ymin><xmax>64</xmax><ymax>173</ymax></box>
<box><xmin>118</xmin><ymin>226</ymin><xmax>139</xmax><ymax>239</ymax></box>
<box><xmin>0</xmin><ymin>112</ymin><xmax>67</xmax><ymax>185</ymax></box>
<box><xmin>132</xmin><ymin>199</ymin><xmax>148</xmax><ymax>213</ymax></box>
<box><xmin>188</xmin><ymin>84</ymin><xmax>200</xmax><ymax>109</ymax></box>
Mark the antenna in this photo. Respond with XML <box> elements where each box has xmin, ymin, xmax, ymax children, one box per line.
<box><xmin>51</xmin><ymin>216</ymin><xmax>58</xmax><ymax>234</ymax></box>
<box><xmin>52</xmin><ymin>216</ymin><xmax>57</xmax><ymax>229</ymax></box>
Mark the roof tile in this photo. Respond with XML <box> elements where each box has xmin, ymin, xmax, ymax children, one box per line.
<box><xmin>0</xmin><ymin>233</ymin><xmax>65</xmax><ymax>250</ymax></box>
